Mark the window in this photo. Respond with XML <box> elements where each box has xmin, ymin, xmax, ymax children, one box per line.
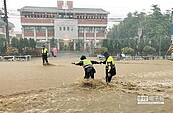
<box><xmin>67</xmin><ymin>27</ymin><xmax>70</xmax><ymax>31</ymax></box>
<box><xmin>86</xmin><ymin>27</ymin><xmax>94</xmax><ymax>33</ymax></box>
<box><xmin>36</xmin><ymin>28</ymin><xmax>45</xmax><ymax>32</ymax></box>
<box><xmin>25</xmin><ymin>26</ymin><xmax>35</xmax><ymax>29</ymax></box>
<box><xmin>35</xmin><ymin>26</ymin><xmax>46</xmax><ymax>32</ymax></box>
<box><xmin>79</xmin><ymin>27</ymin><xmax>84</xmax><ymax>33</ymax></box>
<box><xmin>47</xmin><ymin>27</ymin><xmax>54</xmax><ymax>32</ymax></box>
<box><xmin>47</xmin><ymin>27</ymin><xmax>53</xmax><ymax>30</ymax></box>
<box><xmin>96</xmin><ymin>27</ymin><xmax>105</xmax><ymax>33</ymax></box>
<box><xmin>71</xmin><ymin>27</ymin><xmax>73</xmax><ymax>31</ymax></box>
<box><xmin>24</xmin><ymin>26</ymin><xmax>34</xmax><ymax>33</ymax></box>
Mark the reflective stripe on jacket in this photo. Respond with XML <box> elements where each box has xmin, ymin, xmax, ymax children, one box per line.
<box><xmin>82</xmin><ymin>59</ymin><xmax>92</xmax><ymax>68</ymax></box>
<box><xmin>42</xmin><ymin>48</ymin><xmax>48</xmax><ymax>54</ymax></box>
<box><xmin>106</xmin><ymin>56</ymin><xmax>115</xmax><ymax>72</ymax></box>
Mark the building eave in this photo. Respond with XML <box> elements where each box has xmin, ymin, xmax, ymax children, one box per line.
<box><xmin>18</xmin><ymin>6</ymin><xmax>109</xmax><ymax>14</ymax></box>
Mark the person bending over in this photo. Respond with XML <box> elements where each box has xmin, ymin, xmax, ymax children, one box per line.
<box><xmin>72</xmin><ymin>55</ymin><xmax>100</xmax><ymax>79</ymax></box>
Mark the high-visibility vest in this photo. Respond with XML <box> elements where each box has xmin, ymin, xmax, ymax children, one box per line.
<box><xmin>42</xmin><ymin>48</ymin><xmax>47</xmax><ymax>54</ymax></box>
<box><xmin>106</xmin><ymin>56</ymin><xmax>115</xmax><ymax>72</ymax></box>
<box><xmin>168</xmin><ymin>45</ymin><xmax>173</xmax><ymax>53</ymax></box>
<box><xmin>82</xmin><ymin>59</ymin><xmax>92</xmax><ymax>68</ymax></box>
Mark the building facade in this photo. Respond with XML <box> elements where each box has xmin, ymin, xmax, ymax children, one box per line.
<box><xmin>0</xmin><ymin>17</ymin><xmax>15</xmax><ymax>40</ymax></box>
<box><xmin>18</xmin><ymin>0</ymin><xmax>109</xmax><ymax>51</ymax></box>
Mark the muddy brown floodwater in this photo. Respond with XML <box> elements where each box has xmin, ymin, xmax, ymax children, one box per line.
<box><xmin>0</xmin><ymin>56</ymin><xmax>173</xmax><ymax>113</ymax></box>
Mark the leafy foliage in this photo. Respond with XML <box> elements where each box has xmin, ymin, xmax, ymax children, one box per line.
<box><xmin>0</xmin><ymin>38</ymin><xmax>6</xmax><ymax>55</ymax></box>
<box><xmin>11</xmin><ymin>37</ymin><xmax>36</xmax><ymax>55</ymax></box>
<box><xmin>143</xmin><ymin>45</ymin><xmax>156</xmax><ymax>55</ymax></box>
<box><xmin>6</xmin><ymin>44</ymin><xmax>19</xmax><ymax>55</ymax></box>
<box><xmin>121</xmin><ymin>47</ymin><xmax>134</xmax><ymax>55</ymax></box>
<box><xmin>103</xmin><ymin>5</ymin><xmax>172</xmax><ymax>56</ymax></box>
<box><xmin>94</xmin><ymin>47</ymin><xmax>108</xmax><ymax>54</ymax></box>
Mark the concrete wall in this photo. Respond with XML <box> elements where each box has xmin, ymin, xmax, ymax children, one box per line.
<box><xmin>54</xmin><ymin>19</ymin><xmax>78</xmax><ymax>40</ymax></box>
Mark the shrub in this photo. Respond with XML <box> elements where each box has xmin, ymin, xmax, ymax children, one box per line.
<box><xmin>94</xmin><ymin>47</ymin><xmax>108</xmax><ymax>54</ymax></box>
<box><xmin>143</xmin><ymin>45</ymin><xmax>156</xmax><ymax>55</ymax></box>
<box><xmin>121</xmin><ymin>47</ymin><xmax>134</xmax><ymax>55</ymax></box>
<box><xmin>6</xmin><ymin>45</ymin><xmax>19</xmax><ymax>55</ymax></box>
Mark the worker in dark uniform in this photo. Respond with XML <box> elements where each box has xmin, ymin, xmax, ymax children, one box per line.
<box><xmin>42</xmin><ymin>45</ymin><xmax>49</xmax><ymax>65</ymax></box>
<box><xmin>100</xmin><ymin>51</ymin><xmax>116</xmax><ymax>84</ymax></box>
<box><xmin>72</xmin><ymin>55</ymin><xmax>100</xmax><ymax>79</ymax></box>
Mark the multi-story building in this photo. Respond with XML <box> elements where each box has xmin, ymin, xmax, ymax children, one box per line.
<box><xmin>0</xmin><ymin>16</ymin><xmax>15</xmax><ymax>40</ymax></box>
<box><xmin>18</xmin><ymin>0</ymin><xmax>109</xmax><ymax>51</ymax></box>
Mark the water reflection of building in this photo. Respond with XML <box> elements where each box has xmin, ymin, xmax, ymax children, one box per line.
<box><xmin>18</xmin><ymin>0</ymin><xmax>109</xmax><ymax>51</ymax></box>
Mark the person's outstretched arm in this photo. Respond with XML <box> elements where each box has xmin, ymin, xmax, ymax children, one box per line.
<box><xmin>71</xmin><ymin>61</ymin><xmax>83</xmax><ymax>66</ymax></box>
<box><xmin>100</xmin><ymin>60</ymin><xmax>106</xmax><ymax>64</ymax></box>
<box><xmin>91</xmin><ymin>60</ymin><xmax>100</xmax><ymax>64</ymax></box>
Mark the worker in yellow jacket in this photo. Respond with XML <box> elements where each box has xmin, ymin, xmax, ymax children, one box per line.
<box><xmin>42</xmin><ymin>45</ymin><xmax>49</xmax><ymax>65</ymax></box>
<box><xmin>100</xmin><ymin>51</ymin><xmax>116</xmax><ymax>84</ymax></box>
<box><xmin>72</xmin><ymin>55</ymin><xmax>100</xmax><ymax>79</ymax></box>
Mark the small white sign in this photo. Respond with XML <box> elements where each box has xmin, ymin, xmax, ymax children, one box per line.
<box><xmin>137</xmin><ymin>95</ymin><xmax>164</xmax><ymax>105</ymax></box>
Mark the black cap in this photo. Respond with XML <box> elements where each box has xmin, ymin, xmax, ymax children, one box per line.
<box><xmin>103</xmin><ymin>51</ymin><xmax>110</xmax><ymax>58</ymax></box>
<box><xmin>80</xmin><ymin>55</ymin><xmax>86</xmax><ymax>60</ymax></box>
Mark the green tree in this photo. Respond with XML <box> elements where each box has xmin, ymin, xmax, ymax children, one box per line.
<box><xmin>28</xmin><ymin>38</ymin><xmax>36</xmax><ymax>48</ymax></box>
<box><xmin>104</xmin><ymin>5</ymin><xmax>171</xmax><ymax>56</ymax></box>
<box><xmin>121</xmin><ymin>47</ymin><xmax>134</xmax><ymax>55</ymax></box>
<box><xmin>94</xmin><ymin>47</ymin><xmax>108</xmax><ymax>54</ymax></box>
<box><xmin>11</xmin><ymin>37</ymin><xmax>36</xmax><ymax>54</ymax></box>
<box><xmin>23</xmin><ymin>38</ymin><xmax>29</xmax><ymax>47</ymax></box>
<box><xmin>0</xmin><ymin>38</ymin><xmax>6</xmax><ymax>55</ymax></box>
<box><xmin>143</xmin><ymin>45</ymin><xmax>156</xmax><ymax>55</ymax></box>
<box><xmin>11</xmin><ymin>38</ymin><xmax>19</xmax><ymax>48</ymax></box>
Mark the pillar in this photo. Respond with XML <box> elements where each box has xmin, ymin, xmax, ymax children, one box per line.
<box><xmin>45</xmin><ymin>28</ymin><xmax>48</xmax><ymax>42</ymax></box>
<box><xmin>34</xmin><ymin>27</ymin><xmax>36</xmax><ymax>41</ymax></box>
<box><xmin>57</xmin><ymin>39</ymin><xmax>60</xmax><ymax>50</ymax></box>
<box><xmin>73</xmin><ymin>39</ymin><xmax>76</xmax><ymax>51</ymax></box>
<box><xmin>22</xmin><ymin>28</ymin><xmax>24</xmax><ymax>38</ymax></box>
<box><xmin>94</xmin><ymin>27</ymin><xmax>96</xmax><ymax>47</ymax></box>
<box><xmin>84</xmin><ymin>28</ymin><xmax>86</xmax><ymax>50</ymax></box>
<box><xmin>45</xmin><ymin>28</ymin><xmax>50</xmax><ymax>51</ymax></box>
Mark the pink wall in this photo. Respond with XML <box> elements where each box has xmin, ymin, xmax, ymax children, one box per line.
<box><xmin>21</xmin><ymin>17</ymin><xmax>54</xmax><ymax>23</ymax></box>
<box><xmin>48</xmin><ymin>32</ymin><xmax>54</xmax><ymax>37</ymax></box>
<box><xmin>36</xmin><ymin>32</ymin><xmax>46</xmax><ymax>37</ymax></box>
<box><xmin>24</xmin><ymin>32</ymin><xmax>34</xmax><ymax>37</ymax></box>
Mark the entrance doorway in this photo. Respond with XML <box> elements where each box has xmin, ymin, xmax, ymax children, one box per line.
<box><xmin>59</xmin><ymin>39</ymin><xmax>74</xmax><ymax>51</ymax></box>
